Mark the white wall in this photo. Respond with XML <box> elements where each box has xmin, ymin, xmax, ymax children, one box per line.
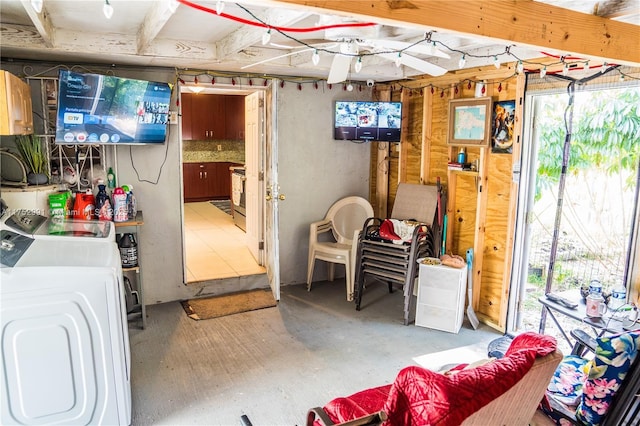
<box><xmin>1</xmin><ymin>62</ymin><xmax>373</xmax><ymax>303</ymax></box>
<box><xmin>275</xmin><ymin>84</ymin><xmax>371</xmax><ymax>285</ymax></box>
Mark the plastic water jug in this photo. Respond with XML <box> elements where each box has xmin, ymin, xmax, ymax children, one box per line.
<box><xmin>118</xmin><ymin>233</ymin><xmax>138</xmax><ymax>267</ymax></box>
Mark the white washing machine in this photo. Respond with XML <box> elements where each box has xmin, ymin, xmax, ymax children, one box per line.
<box><xmin>0</xmin><ymin>213</ymin><xmax>131</xmax><ymax>424</ymax></box>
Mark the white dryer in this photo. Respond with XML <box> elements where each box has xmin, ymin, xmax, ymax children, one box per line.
<box><xmin>0</xmin><ymin>209</ymin><xmax>115</xmax><ymax>242</ymax></box>
<box><xmin>0</xmin><ymin>225</ymin><xmax>131</xmax><ymax>425</ymax></box>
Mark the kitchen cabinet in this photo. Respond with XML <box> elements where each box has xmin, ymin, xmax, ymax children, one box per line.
<box><xmin>181</xmin><ymin>93</ymin><xmax>244</xmax><ymax>141</ymax></box>
<box><xmin>183</xmin><ymin>162</ymin><xmax>239</xmax><ymax>202</ymax></box>
<box><xmin>224</xmin><ymin>95</ymin><xmax>245</xmax><ymax>140</ymax></box>
<box><xmin>181</xmin><ymin>91</ymin><xmax>193</xmax><ymax>140</ymax></box>
<box><xmin>0</xmin><ymin>70</ymin><xmax>34</xmax><ymax>135</ymax></box>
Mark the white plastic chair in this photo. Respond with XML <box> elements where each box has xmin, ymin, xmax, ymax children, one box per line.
<box><xmin>307</xmin><ymin>196</ymin><xmax>374</xmax><ymax>301</ymax></box>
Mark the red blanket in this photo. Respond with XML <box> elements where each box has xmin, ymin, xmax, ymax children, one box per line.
<box><xmin>323</xmin><ymin>332</ymin><xmax>556</xmax><ymax>425</ymax></box>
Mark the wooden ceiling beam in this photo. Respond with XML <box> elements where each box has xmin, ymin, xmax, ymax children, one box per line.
<box><xmin>137</xmin><ymin>0</ymin><xmax>178</xmax><ymax>54</ymax></box>
<box><xmin>271</xmin><ymin>0</ymin><xmax>640</xmax><ymax>66</ymax></box>
<box><xmin>216</xmin><ymin>9</ymin><xmax>310</xmax><ymax>59</ymax></box>
<box><xmin>19</xmin><ymin>0</ymin><xmax>54</xmax><ymax>48</ymax></box>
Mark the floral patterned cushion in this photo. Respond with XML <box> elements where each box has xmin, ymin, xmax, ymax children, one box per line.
<box><xmin>575</xmin><ymin>330</ymin><xmax>640</xmax><ymax>425</ymax></box>
<box><xmin>547</xmin><ymin>355</ymin><xmax>590</xmax><ymax>405</ymax></box>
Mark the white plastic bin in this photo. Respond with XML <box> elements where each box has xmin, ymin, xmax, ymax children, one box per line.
<box><xmin>415</xmin><ymin>262</ymin><xmax>467</xmax><ymax>333</ymax></box>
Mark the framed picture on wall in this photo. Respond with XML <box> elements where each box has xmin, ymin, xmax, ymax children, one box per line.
<box><xmin>491</xmin><ymin>100</ymin><xmax>516</xmax><ymax>154</ymax></box>
<box><xmin>447</xmin><ymin>97</ymin><xmax>492</xmax><ymax>146</ymax></box>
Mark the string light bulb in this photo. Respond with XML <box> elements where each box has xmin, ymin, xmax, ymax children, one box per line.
<box><xmin>216</xmin><ymin>1</ymin><xmax>225</xmax><ymax>15</ymax></box>
<box><xmin>103</xmin><ymin>0</ymin><xmax>114</xmax><ymax>19</ymax></box>
<box><xmin>562</xmin><ymin>63</ymin><xmax>569</xmax><ymax>76</ymax></box>
<box><xmin>516</xmin><ymin>61</ymin><xmax>524</xmax><ymax>74</ymax></box>
<box><xmin>540</xmin><ymin>66</ymin><xmax>547</xmax><ymax>78</ymax></box>
<box><xmin>493</xmin><ymin>55</ymin><xmax>500</xmax><ymax>69</ymax></box>
<box><xmin>347</xmin><ymin>83</ymin><xmax>354</xmax><ymax>92</ymax></box>
<box><xmin>354</xmin><ymin>57</ymin><xmax>362</xmax><ymax>73</ymax></box>
<box><xmin>261</xmin><ymin>29</ymin><xmax>271</xmax><ymax>45</ymax></box>
<box><xmin>458</xmin><ymin>55</ymin><xmax>466</xmax><ymax>69</ymax></box>
<box><xmin>395</xmin><ymin>52</ymin><xmax>402</xmax><ymax>68</ymax></box>
<box><xmin>601</xmin><ymin>62</ymin><xmax>608</xmax><ymax>73</ymax></box>
<box><xmin>311</xmin><ymin>50</ymin><xmax>320</xmax><ymax>66</ymax></box>
<box><xmin>31</xmin><ymin>0</ymin><xmax>43</xmax><ymax>13</ymax></box>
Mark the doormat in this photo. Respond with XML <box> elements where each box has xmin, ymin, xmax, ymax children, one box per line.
<box><xmin>181</xmin><ymin>289</ymin><xmax>276</xmax><ymax>321</ymax></box>
<box><xmin>210</xmin><ymin>199</ymin><xmax>232</xmax><ymax>216</ymax></box>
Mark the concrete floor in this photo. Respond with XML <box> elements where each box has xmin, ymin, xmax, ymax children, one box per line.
<box><xmin>129</xmin><ymin>280</ymin><xmax>502</xmax><ymax>425</ymax></box>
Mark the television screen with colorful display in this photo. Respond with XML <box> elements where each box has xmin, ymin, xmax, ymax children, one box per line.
<box><xmin>334</xmin><ymin>101</ymin><xmax>402</xmax><ymax>142</ymax></box>
<box><xmin>55</xmin><ymin>70</ymin><xmax>172</xmax><ymax>145</ymax></box>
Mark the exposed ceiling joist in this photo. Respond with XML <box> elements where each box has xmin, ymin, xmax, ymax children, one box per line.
<box><xmin>0</xmin><ymin>23</ymin><xmax>217</xmax><ymax>62</ymax></box>
<box><xmin>272</xmin><ymin>0</ymin><xmax>640</xmax><ymax>66</ymax></box>
<box><xmin>19</xmin><ymin>0</ymin><xmax>54</xmax><ymax>48</ymax></box>
<box><xmin>137</xmin><ymin>0</ymin><xmax>178</xmax><ymax>54</ymax></box>
<box><xmin>216</xmin><ymin>9</ymin><xmax>311</xmax><ymax>59</ymax></box>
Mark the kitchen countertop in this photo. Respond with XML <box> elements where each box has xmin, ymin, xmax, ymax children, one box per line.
<box><xmin>182</xmin><ymin>151</ymin><xmax>244</xmax><ymax>163</ymax></box>
<box><xmin>182</xmin><ymin>140</ymin><xmax>245</xmax><ymax>164</ymax></box>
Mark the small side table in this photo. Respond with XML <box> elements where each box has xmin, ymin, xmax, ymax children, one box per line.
<box><xmin>114</xmin><ymin>211</ymin><xmax>146</xmax><ymax>329</ymax></box>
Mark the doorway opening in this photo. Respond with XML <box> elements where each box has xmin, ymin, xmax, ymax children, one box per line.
<box><xmin>179</xmin><ymin>85</ymin><xmax>267</xmax><ymax>284</ymax></box>
<box><xmin>509</xmin><ymin>83</ymin><xmax>639</xmax><ymax>354</ymax></box>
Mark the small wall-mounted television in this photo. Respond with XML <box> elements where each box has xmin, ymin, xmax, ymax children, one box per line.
<box><xmin>334</xmin><ymin>101</ymin><xmax>402</xmax><ymax>142</ymax></box>
<box><xmin>55</xmin><ymin>70</ymin><xmax>172</xmax><ymax>145</ymax></box>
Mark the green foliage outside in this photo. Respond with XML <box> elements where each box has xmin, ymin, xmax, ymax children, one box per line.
<box><xmin>534</xmin><ymin>87</ymin><xmax>640</xmax><ymax>200</ymax></box>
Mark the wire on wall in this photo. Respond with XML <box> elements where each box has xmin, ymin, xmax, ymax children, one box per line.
<box><xmin>129</xmin><ymin>122</ymin><xmax>171</xmax><ymax>185</ymax></box>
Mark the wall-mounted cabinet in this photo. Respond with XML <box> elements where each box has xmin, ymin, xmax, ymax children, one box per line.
<box><xmin>0</xmin><ymin>71</ymin><xmax>34</xmax><ymax>135</ymax></box>
<box><xmin>181</xmin><ymin>94</ymin><xmax>244</xmax><ymax>141</ymax></box>
<box><xmin>183</xmin><ymin>161</ymin><xmax>239</xmax><ymax>202</ymax></box>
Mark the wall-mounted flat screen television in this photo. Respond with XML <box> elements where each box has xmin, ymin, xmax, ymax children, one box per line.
<box><xmin>334</xmin><ymin>101</ymin><xmax>402</xmax><ymax>142</ymax></box>
<box><xmin>55</xmin><ymin>70</ymin><xmax>172</xmax><ymax>145</ymax></box>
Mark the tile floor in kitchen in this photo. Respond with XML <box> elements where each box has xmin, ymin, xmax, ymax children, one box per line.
<box><xmin>183</xmin><ymin>201</ymin><xmax>265</xmax><ymax>282</ymax></box>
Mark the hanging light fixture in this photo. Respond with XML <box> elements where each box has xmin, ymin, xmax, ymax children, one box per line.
<box><xmin>354</xmin><ymin>56</ymin><xmax>363</xmax><ymax>73</ymax></box>
<box><xmin>311</xmin><ymin>50</ymin><xmax>320</xmax><ymax>66</ymax></box>
<box><xmin>261</xmin><ymin>28</ymin><xmax>272</xmax><ymax>45</ymax></box>
<box><xmin>516</xmin><ymin>61</ymin><xmax>524</xmax><ymax>74</ymax></box>
<box><xmin>31</xmin><ymin>0</ymin><xmax>43</xmax><ymax>13</ymax></box>
<box><xmin>600</xmin><ymin>62</ymin><xmax>608</xmax><ymax>73</ymax></box>
<box><xmin>458</xmin><ymin>55</ymin><xmax>466</xmax><ymax>69</ymax></box>
<box><xmin>540</xmin><ymin>66</ymin><xmax>547</xmax><ymax>78</ymax></box>
<box><xmin>103</xmin><ymin>0</ymin><xmax>114</xmax><ymax>19</ymax></box>
<box><xmin>562</xmin><ymin>63</ymin><xmax>569</xmax><ymax>76</ymax></box>
<box><xmin>493</xmin><ymin>55</ymin><xmax>501</xmax><ymax>69</ymax></box>
<box><xmin>216</xmin><ymin>1</ymin><xmax>225</xmax><ymax>15</ymax></box>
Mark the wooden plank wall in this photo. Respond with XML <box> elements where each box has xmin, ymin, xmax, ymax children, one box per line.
<box><xmin>373</xmin><ymin>63</ymin><xmax>522</xmax><ymax>331</ymax></box>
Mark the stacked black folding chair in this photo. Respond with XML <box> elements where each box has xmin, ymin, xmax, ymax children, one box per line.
<box><xmin>354</xmin><ymin>183</ymin><xmax>445</xmax><ymax>325</ymax></box>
